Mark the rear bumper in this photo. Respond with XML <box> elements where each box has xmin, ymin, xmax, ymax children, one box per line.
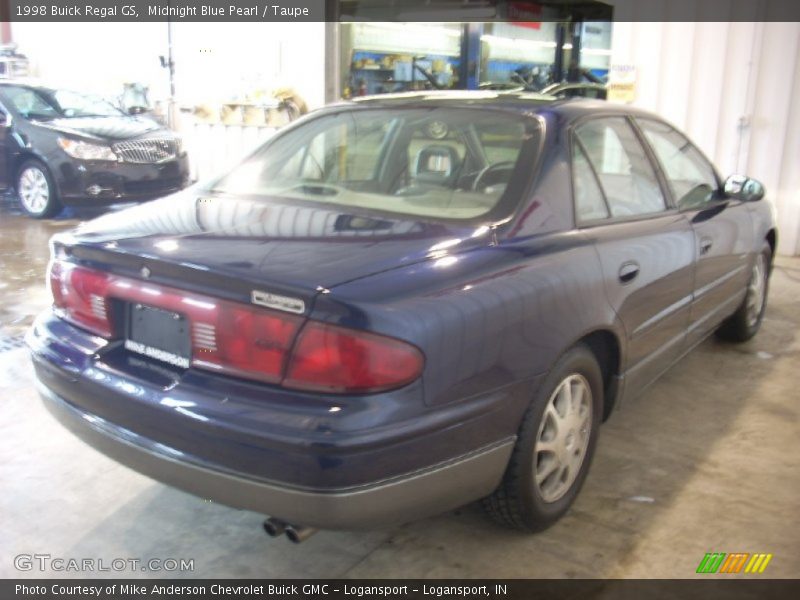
<box><xmin>38</xmin><ymin>381</ymin><xmax>514</xmax><ymax>530</ymax></box>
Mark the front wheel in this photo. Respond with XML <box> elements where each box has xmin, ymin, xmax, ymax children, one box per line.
<box><xmin>17</xmin><ymin>159</ymin><xmax>62</xmax><ymax>219</ymax></box>
<box><xmin>716</xmin><ymin>242</ymin><xmax>771</xmax><ymax>342</ymax></box>
<box><xmin>483</xmin><ymin>344</ymin><xmax>603</xmax><ymax>532</ymax></box>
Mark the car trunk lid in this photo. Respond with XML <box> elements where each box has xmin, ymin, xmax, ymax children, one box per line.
<box><xmin>58</xmin><ymin>191</ymin><xmax>492</xmax><ymax>311</ymax></box>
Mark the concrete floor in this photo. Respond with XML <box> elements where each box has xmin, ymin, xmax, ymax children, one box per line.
<box><xmin>1</xmin><ymin>196</ymin><xmax>798</xmax><ymax>579</ymax></box>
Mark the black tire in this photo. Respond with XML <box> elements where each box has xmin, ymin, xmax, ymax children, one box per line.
<box><xmin>716</xmin><ymin>242</ymin><xmax>771</xmax><ymax>343</ymax></box>
<box><xmin>483</xmin><ymin>344</ymin><xmax>603</xmax><ymax>532</ymax></box>
<box><xmin>16</xmin><ymin>159</ymin><xmax>62</xmax><ymax>219</ymax></box>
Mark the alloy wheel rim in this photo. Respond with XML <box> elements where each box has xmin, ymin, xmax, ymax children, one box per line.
<box><xmin>746</xmin><ymin>254</ymin><xmax>767</xmax><ymax>327</ymax></box>
<box><xmin>534</xmin><ymin>373</ymin><xmax>592</xmax><ymax>503</ymax></box>
<box><xmin>18</xmin><ymin>167</ymin><xmax>50</xmax><ymax>214</ymax></box>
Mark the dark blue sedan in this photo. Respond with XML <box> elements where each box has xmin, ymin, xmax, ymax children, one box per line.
<box><xmin>27</xmin><ymin>92</ymin><xmax>776</xmax><ymax>540</ymax></box>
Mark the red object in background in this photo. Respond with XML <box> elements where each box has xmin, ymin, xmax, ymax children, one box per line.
<box><xmin>1</xmin><ymin>22</ymin><xmax>12</xmax><ymax>44</ymax></box>
<box><xmin>508</xmin><ymin>1</ymin><xmax>542</xmax><ymax>29</ymax></box>
<box><xmin>514</xmin><ymin>22</ymin><xmax>542</xmax><ymax>30</ymax></box>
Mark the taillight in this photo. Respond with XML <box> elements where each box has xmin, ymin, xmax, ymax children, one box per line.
<box><xmin>192</xmin><ymin>302</ymin><xmax>303</xmax><ymax>385</ymax></box>
<box><xmin>284</xmin><ymin>322</ymin><xmax>424</xmax><ymax>393</ymax></box>
<box><xmin>48</xmin><ymin>261</ymin><xmax>113</xmax><ymax>337</ymax></box>
<box><xmin>47</xmin><ymin>260</ymin><xmax>424</xmax><ymax>393</ymax></box>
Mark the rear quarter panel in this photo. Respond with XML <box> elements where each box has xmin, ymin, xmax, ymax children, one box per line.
<box><xmin>319</xmin><ymin>231</ymin><xmax>623</xmax><ymax>414</ymax></box>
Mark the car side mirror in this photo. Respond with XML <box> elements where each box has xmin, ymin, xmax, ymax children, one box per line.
<box><xmin>724</xmin><ymin>174</ymin><xmax>765</xmax><ymax>202</ymax></box>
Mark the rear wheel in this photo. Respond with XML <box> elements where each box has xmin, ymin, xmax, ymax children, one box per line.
<box><xmin>17</xmin><ymin>159</ymin><xmax>61</xmax><ymax>219</ymax></box>
<box><xmin>483</xmin><ymin>344</ymin><xmax>603</xmax><ymax>531</ymax></box>
<box><xmin>716</xmin><ymin>242</ymin><xmax>771</xmax><ymax>342</ymax></box>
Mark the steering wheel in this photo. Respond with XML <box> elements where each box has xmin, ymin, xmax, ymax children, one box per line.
<box><xmin>472</xmin><ymin>161</ymin><xmax>516</xmax><ymax>192</ymax></box>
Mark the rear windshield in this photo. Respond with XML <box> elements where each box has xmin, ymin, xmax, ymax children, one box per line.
<box><xmin>211</xmin><ymin>108</ymin><xmax>539</xmax><ymax>221</ymax></box>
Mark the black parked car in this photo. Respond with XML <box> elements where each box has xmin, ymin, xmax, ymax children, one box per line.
<box><xmin>0</xmin><ymin>82</ymin><xmax>190</xmax><ymax>218</ymax></box>
<box><xmin>29</xmin><ymin>93</ymin><xmax>775</xmax><ymax>537</ymax></box>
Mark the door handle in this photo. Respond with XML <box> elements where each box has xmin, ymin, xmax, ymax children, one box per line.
<box><xmin>700</xmin><ymin>237</ymin><xmax>713</xmax><ymax>255</ymax></box>
<box><xmin>618</xmin><ymin>261</ymin><xmax>640</xmax><ymax>284</ymax></box>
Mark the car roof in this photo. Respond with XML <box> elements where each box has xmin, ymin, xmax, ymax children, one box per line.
<box><xmin>338</xmin><ymin>90</ymin><xmax>659</xmax><ymax>124</ymax></box>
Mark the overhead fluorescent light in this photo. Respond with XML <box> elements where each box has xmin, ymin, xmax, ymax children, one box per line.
<box><xmin>480</xmin><ymin>34</ymin><xmax>557</xmax><ymax>49</ymax></box>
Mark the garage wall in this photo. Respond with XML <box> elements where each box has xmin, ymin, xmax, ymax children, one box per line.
<box><xmin>169</xmin><ymin>22</ymin><xmax>326</xmax><ymax>109</ymax></box>
<box><xmin>609</xmin><ymin>13</ymin><xmax>800</xmax><ymax>255</ymax></box>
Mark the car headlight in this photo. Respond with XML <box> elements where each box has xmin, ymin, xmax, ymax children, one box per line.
<box><xmin>57</xmin><ymin>137</ymin><xmax>118</xmax><ymax>161</ymax></box>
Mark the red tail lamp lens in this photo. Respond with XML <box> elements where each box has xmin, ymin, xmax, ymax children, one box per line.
<box><xmin>193</xmin><ymin>303</ymin><xmax>303</xmax><ymax>384</ymax></box>
<box><xmin>284</xmin><ymin>322</ymin><xmax>424</xmax><ymax>393</ymax></box>
<box><xmin>48</xmin><ymin>261</ymin><xmax>113</xmax><ymax>337</ymax></box>
<box><xmin>47</xmin><ymin>260</ymin><xmax>424</xmax><ymax>393</ymax></box>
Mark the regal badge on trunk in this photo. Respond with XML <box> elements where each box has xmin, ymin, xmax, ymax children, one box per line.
<box><xmin>251</xmin><ymin>290</ymin><xmax>305</xmax><ymax>314</ymax></box>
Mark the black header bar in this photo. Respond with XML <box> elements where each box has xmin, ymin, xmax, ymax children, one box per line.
<box><xmin>2</xmin><ymin>0</ymin><xmax>800</xmax><ymax>22</ymax></box>
<box><xmin>4</xmin><ymin>579</ymin><xmax>800</xmax><ymax>600</ymax></box>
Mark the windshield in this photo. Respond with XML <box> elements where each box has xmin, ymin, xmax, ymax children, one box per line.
<box><xmin>211</xmin><ymin>108</ymin><xmax>539</xmax><ymax>221</ymax></box>
<box><xmin>3</xmin><ymin>86</ymin><xmax>123</xmax><ymax>119</ymax></box>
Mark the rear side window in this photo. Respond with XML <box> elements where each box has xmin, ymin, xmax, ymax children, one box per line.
<box><xmin>572</xmin><ymin>143</ymin><xmax>609</xmax><ymax>221</ymax></box>
<box><xmin>575</xmin><ymin>117</ymin><xmax>666</xmax><ymax>218</ymax></box>
<box><xmin>638</xmin><ymin>119</ymin><xmax>719</xmax><ymax>210</ymax></box>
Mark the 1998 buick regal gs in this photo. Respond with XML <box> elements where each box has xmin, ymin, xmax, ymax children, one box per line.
<box><xmin>28</xmin><ymin>92</ymin><xmax>776</xmax><ymax>541</ymax></box>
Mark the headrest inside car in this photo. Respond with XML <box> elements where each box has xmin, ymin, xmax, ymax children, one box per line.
<box><xmin>415</xmin><ymin>145</ymin><xmax>460</xmax><ymax>186</ymax></box>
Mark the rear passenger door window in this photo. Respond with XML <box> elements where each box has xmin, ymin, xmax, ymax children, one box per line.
<box><xmin>637</xmin><ymin>119</ymin><xmax>719</xmax><ymax>210</ymax></box>
<box><xmin>572</xmin><ymin>142</ymin><xmax>609</xmax><ymax>221</ymax></box>
<box><xmin>574</xmin><ymin>117</ymin><xmax>667</xmax><ymax>218</ymax></box>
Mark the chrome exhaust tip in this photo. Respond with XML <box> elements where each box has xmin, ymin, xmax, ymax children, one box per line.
<box><xmin>262</xmin><ymin>517</ymin><xmax>287</xmax><ymax>537</ymax></box>
<box><xmin>285</xmin><ymin>524</ymin><xmax>317</xmax><ymax>543</ymax></box>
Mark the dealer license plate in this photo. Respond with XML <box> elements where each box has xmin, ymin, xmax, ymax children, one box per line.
<box><xmin>124</xmin><ymin>304</ymin><xmax>191</xmax><ymax>369</ymax></box>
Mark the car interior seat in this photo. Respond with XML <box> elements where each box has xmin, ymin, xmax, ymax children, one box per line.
<box><xmin>413</xmin><ymin>145</ymin><xmax>461</xmax><ymax>188</ymax></box>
